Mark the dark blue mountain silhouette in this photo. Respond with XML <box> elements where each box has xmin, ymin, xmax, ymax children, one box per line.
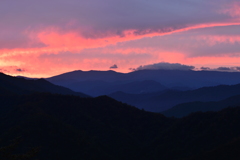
<box><xmin>0</xmin><ymin>72</ymin><xmax>90</xmax><ymax>97</ymax></box>
<box><xmin>162</xmin><ymin>94</ymin><xmax>240</xmax><ymax>117</ymax></box>
<box><xmin>47</xmin><ymin>70</ymin><xmax>240</xmax><ymax>96</ymax></box>
<box><xmin>1</xmin><ymin>74</ymin><xmax>240</xmax><ymax>159</ymax></box>
<box><xmin>65</xmin><ymin>80</ymin><xmax>168</xmax><ymax>96</ymax></box>
<box><xmin>109</xmin><ymin>84</ymin><xmax>240</xmax><ymax>112</ymax></box>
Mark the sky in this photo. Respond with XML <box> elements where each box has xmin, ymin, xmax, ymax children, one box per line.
<box><xmin>1</xmin><ymin>0</ymin><xmax>240</xmax><ymax>77</ymax></box>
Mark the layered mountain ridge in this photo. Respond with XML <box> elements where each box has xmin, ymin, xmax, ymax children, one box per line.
<box><xmin>1</xmin><ymin>72</ymin><xmax>240</xmax><ymax>159</ymax></box>
<box><xmin>47</xmin><ymin>69</ymin><xmax>240</xmax><ymax>96</ymax></box>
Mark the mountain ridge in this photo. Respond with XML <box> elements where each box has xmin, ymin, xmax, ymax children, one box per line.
<box><xmin>162</xmin><ymin>94</ymin><xmax>240</xmax><ymax>118</ymax></box>
<box><xmin>47</xmin><ymin>69</ymin><xmax>240</xmax><ymax>96</ymax></box>
<box><xmin>109</xmin><ymin>83</ymin><xmax>240</xmax><ymax>112</ymax></box>
<box><xmin>1</xmin><ymin>74</ymin><xmax>240</xmax><ymax>159</ymax></box>
<box><xmin>0</xmin><ymin>72</ymin><xmax>90</xmax><ymax>97</ymax></box>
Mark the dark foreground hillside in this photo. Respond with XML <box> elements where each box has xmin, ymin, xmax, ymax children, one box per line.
<box><xmin>1</xmin><ymin>93</ymin><xmax>240</xmax><ymax>160</ymax></box>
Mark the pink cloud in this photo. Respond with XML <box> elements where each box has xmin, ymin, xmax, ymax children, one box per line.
<box><xmin>221</xmin><ymin>2</ymin><xmax>240</xmax><ymax>17</ymax></box>
<box><xmin>198</xmin><ymin>35</ymin><xmax>240</xmax><ymax>46</ymax></box>
<box><xmin>1</xmin><ymin>28</ymin><xmax>240</xmax><ymax>78</ymax></box>
<box><xmin>0</xmin><ymin>23</ymin><xmax>225</xmax><ymax>56</ymax></box>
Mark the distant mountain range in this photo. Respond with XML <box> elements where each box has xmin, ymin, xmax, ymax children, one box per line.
<box><xmin>45</xmin><ymin>69</ymin><xmax>240</xmax><ymax>115</ymax></box>
<box><xmin>109</xmin><ymin>83</ymin><xmax>240</xmax><ymax>112</ymax></box>
<box><xmin>1</xmin><ymin>72</ymin><xmax>240</xmax><ymax>159</ymax></box>
<box><xmin>162</xmin><ymin>94</ymin><xmax>240</xmax><ymax>118</ymax></box>
<box><xmin>2</xmin><ymin>71</ymin><xmax>240</xmax><ymax>117</ymax></box>
<box><xmin>46</xmin><ymin>69</ymin><xmax>240</xmax><ymax>96</ymax></box>
<box><xmin>0</xmin><ymin>72</ymin><xmax>90</xmax><ymax>97</ymax></box>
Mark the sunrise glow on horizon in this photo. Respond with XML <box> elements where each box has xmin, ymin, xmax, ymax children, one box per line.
<box><xmin>1</xmin><ymin>0</ymin><xmax>240</xmax><ymax>78</ymax></box>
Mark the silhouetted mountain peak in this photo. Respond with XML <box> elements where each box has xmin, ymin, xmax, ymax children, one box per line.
<box><xmin>48</xmin><ymin>69</ymin><xmax>240</xmax><ymax>93</ymax></box>
<box><xmin>0</xmin><ymin>72</ymin><xmax>90</xmax><ymax>97</ymax></box>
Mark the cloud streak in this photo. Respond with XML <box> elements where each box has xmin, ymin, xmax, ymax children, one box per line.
<box><xmin>136</xmin><ymin>62</ymin><xmax>195</xmax><ymax>71</ymax></box>
<box><xmin>200</xmin><ymin>66</ymin><xmax>240</xmax><ymax>72</ymax></box>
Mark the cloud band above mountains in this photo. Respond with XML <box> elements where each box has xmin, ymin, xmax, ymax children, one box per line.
<box><xmin>0</xmin><ymin>0</ymin><xmax>240</xmax><ymax>77</ymax></box>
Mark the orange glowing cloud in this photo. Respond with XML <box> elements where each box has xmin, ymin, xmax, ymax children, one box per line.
<box><xmin>2</xmin><ymin>47</ymin><xmax>240</xmax><ymax>78</ymax></box>
<box><xmin>184</xmin><ymin>56</ymin><xmax>240</xmax><ymax>69</ymax></box>
<box><xmin>37</xmin><ymin>22</ymin><xmax>240</xmax><ymax>50</ymax></box>
<box><xmin>3</xmin><ymin>0</ymin><xmax>240</xmax><ymax>78</ymax></box>
<box><xmin>1</xmin><ymin>21</ymin><xmax>240</xmax><ymax>77</ymax></box>
<box><xmin>1</xmin><ymin>21</ymin><xmax>240</xmax><ymax>59</ymax></box>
